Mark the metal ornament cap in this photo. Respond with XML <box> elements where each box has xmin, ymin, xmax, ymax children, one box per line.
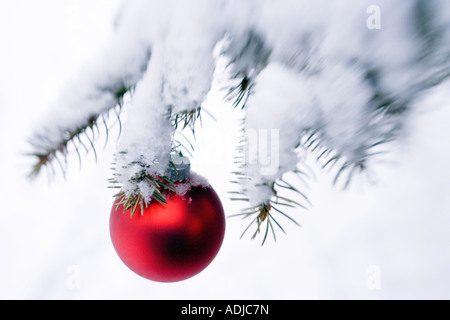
<box><xmin>166</xmin><ymin>153</ymin><xmax>191</xmax><ymax>182</ymax></box>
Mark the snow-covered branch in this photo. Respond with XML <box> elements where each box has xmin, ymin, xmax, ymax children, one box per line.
<box><xmin>29</xmin><ymin>0</ymin><xmax>450</xmax><ymax>242</ymax></box>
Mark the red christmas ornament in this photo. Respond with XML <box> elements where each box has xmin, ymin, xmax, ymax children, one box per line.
<box><xmin>110</xmin><ymin>181</ymin><xmax>225</xmax><ymax>283</ymax></box>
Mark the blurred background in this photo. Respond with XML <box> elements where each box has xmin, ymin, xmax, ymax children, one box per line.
<box><xmin>0</xmin><ymin>0</ymin><xmax>449</xmax><ymax>299</ymax></box>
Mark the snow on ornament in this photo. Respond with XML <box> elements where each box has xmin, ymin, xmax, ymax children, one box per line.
<box><xmin>109</xmin><ymin>154</ymin><xmax>225</xmax><ymax>282</ymax></box>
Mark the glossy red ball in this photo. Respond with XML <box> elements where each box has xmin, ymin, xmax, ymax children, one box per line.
<box><xmin>110</xmin><ymin>185</ymin><xmax>225</xmax><ymax>282</ymax></box>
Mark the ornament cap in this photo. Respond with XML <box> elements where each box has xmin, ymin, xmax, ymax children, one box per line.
<box><xmin>166</xmin><ymin>152</ymin><xmax>191</xmax><ymax>182</ymax></box>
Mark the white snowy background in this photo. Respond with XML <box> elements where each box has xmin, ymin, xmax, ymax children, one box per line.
<box><xmin>0</xmin><ymin>0</ymin><xmax>449</xmax><ymax>299</ymax></box>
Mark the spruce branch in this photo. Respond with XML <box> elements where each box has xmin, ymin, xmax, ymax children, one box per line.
<box><xmin>224</xmin><ymin>29</ymin><xmax>271</xmax><ymax>80</ymax></box>
<box><xmin>111</xmin><ymin>173</ymin><xmax>177</xmax><ymax>218</ymax></box>
<box><xmin>110</xmin><ymin>104</ymin><xmax>202</xmax><ymax>218</ymax></box>
<box><xmin>28</xmin><ymin>83</ymin><xmax>133</xmax><ymax>179</ymax></box>
<box><xmin>230</xmin><ymin>117</ymin><xmax>309</xmax><ymax>245</ymax></box>
<box><xmin>166</xmin><ymin>105</ymin><xmax>204</xmax><ymax>157</ymax></box>
<box><xmin>230</xmin><ymin>179</ymin><xmax>307</xmax><ymax>246</ymax></box>
<box><xmin>301</xmin><ymin>107</ymin><xmax>397</xmax><ymax>190</ymax></box>
<box><xmin>221</xmin><ymin>29</ymin><xmax>271</xmax><ymax>110</ymax></box>
<box><xmin>110</xmin><ymin>151</ymin><xmax>191</xmax><ymax>217</ymax></box>
<box><xmin>229</xmin><ymin>99</ymin><xmax>398</xmax><ymax>244</ymax></box>
<box><xmin>168</xmin><ymin>106</ymin><xmax>203</xmax><ymax>136</ymax></box>
<box><xmin>225</xmin><ymin>76</ymin><xmax>253</xmax><ymax>110</ymax></box>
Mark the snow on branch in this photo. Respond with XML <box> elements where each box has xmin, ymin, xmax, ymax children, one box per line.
<box><xmin>29</xmin><ymin>0</ymin><xmax>450</xmax><ymax>242</ymax></box>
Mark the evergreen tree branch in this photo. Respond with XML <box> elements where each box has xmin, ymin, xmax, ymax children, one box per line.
<box><xmin>28</xmin><ymin>83</ymin><xmax>133</xmax><ymax>179</ymax></box>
